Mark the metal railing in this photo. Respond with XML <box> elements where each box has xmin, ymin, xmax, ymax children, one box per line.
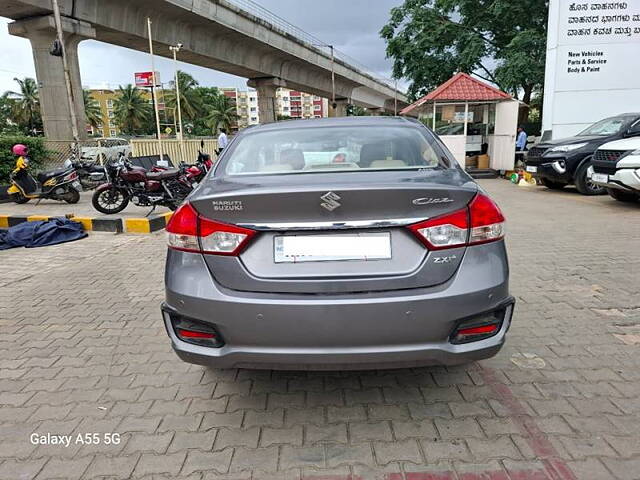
<box><xmin>226</xmin><ymin>0</ymin><xmax>398</xmax><ymax>91</ymax></box>
<box><xmin>40</xmin><ymin>138</ymin><xmax>218</xmax><ymax>170</ymax></box>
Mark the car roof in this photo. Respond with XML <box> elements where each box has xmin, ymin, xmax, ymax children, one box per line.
<box><xmin>237</xmin><ymin>116</ymin><xmax>423</xmax><ymax>136</ymax></box>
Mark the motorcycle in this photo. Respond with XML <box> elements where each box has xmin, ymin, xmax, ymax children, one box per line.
<box><xmin>91</xmin><ymin>155</ymin><xmax>193</xmax><ymax>214</ymax></box>
<box><xmin>71</xmin><ymin>158</ymin><xmax>107</xmax><ymax>190</ymax></box>
<box><xmin>180</xmin><ymin>150</ymin><xmax>213</xmax><ymax>186</ymax></box>
<box><xmin>8</xmin><ymin>156</ymin><xmax>81</xmax><ymax>204</ymax></box>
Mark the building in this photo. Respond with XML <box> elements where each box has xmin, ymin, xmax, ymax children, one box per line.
<box><xmin>87</xmin><ymin>89</ymin><xmax>121</xmax><ymax>138</ymax></box>
<box><xmin>220</xmin><ymin>87</ymin><xmax>260</xmax><ymax>130</ymax></box>
<box><xmin>277</xmin><ymin>89</ymin><xmax>327</xmax><ymax>120</ymax></box>
<box><xmin>221</xmin><ymin>86</ymin><xmax>329</xmax><ymax>129</ymax></box>
<box><xmin>542</xmin><ymin>0</ymin><xmax>640</xmax><ymax>139</ymax></box>
<box><xmin>401</xmin><ymin>72</ymin><xmax>520</xmax><ymax>171</ymax></box>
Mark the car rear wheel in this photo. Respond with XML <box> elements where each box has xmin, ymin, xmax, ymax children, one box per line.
<box><xmin>540</xmin><ymin>177</ymin><xmax>567</xmax><ymax>190</ymax></box>
<box><xmin>575</xmin><ymin>161</ymin><xmax>606</xmax><ymax>195</ymax></box>
<box><xmin>607</xmin><ymin>188</ymin><xmax>640</xmax><ymax>203</ymax></box>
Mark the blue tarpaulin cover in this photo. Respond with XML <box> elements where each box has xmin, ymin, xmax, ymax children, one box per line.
<box><xmin>0</xmin><ymin>217</ymin><xmax>87</xmax><ymax>250</ymax></box>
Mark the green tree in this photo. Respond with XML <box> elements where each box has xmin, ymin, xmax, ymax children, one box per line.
<box><xmin>83</xmin><ymin>90</ymin><xmax>103</xmax><ymax>130</ymax></box>
<box><xmin>380</xmin><ymin>0</ymin><xmax>548</xmax><ymax>117</ymax></box>
<box><xmin>4</xmin><ymin>77</ymin><xmax>42</xmax><ymax>134</ymax></box>
<box><xmin>347</xmin><ymin>104</ymin><xmax>370</xmax><ymax>116</ymax></box>
<box><xmin>0</xmin><ymin>94</ymin><xmax>19</xmax><ymax>134</ymax></box>
<box><xmin>165</xmin><ymin>71</ymin><xmax>203</xmax><ymax>122</ymax></box>
<box><xmin>113</xmin><ymin>84</ymin><xmax>152</xmax><ymax>135</ymax></box>
<box><xmin>205</xmin><ymin>94</ymin><xmax>238</xmax><ymax>133</ymax></box>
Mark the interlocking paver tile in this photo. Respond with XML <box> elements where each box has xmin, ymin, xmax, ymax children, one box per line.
<box><xmin>3</xmin><ymin>180</ymin><xmax>640</xmax><ymax>479</ymax></box>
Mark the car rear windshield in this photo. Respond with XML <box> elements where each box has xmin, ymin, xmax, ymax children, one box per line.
<box><xmin>220</xmin><ymin>125</ymin><xmax>451</xmax><ymax>176</ymax></box>
<box><xmin>578</xmin><ymin>116</ymin><xmax>636</xmax><ymax>136</ymax></box>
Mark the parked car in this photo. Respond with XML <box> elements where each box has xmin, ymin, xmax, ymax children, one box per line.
<box><xmin>80</xmin><ymin>138</ymin><xmax>131</xmax><ymax>163</ymax></box>
<box><xmin>161</xmin><ymin>116</ymin><xmax>514</xmax><ymax>370</ymax></box>
<box><xmin>588</xmin><ymin>138</ymin><xmax>640</xmax><ymax>203</ymax></box>
<box><xmin>524</xmin><ymin>113</ymin><xmax>640</xmax><ymax>195</ymax></box>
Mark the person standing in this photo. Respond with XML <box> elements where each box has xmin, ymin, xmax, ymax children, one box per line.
<box><xmin>217</xmin><ymin>128</ymin><xmax>228</xmax><ymax>155</ymax></box>
<box><xmin>516</xmin><ymin>126</ymin><xmax>528</xmax><ymax>151</ymax></box>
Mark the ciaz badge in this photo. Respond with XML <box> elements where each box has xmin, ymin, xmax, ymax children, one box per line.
<box><xmin>413</xmin><ymin>197</ymin><xmax>454</xmax><ymax>205</ymax></box>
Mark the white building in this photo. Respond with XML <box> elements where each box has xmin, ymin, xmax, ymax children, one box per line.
<box><xmin>542</xmin><ymin>0</ymin><xmax>640</xmax><ymax>139</ymax></box>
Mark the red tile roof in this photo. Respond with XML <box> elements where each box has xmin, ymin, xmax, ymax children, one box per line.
<box><xmin>400</xmin><ymin>73</ymin><xmax>512</xmax><ymax>115</ymax></box>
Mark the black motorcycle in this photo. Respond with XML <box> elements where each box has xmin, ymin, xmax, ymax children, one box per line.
<box><xmin>72</xmin><ymin>158</ymin><xmax>107</xmax><ymax>190</ymax></box>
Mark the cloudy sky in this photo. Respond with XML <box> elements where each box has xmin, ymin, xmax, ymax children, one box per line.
<box><xmin>0</xmin><ymin>0</ymin><xmax>403</xmax><ymax>94</ymax></box>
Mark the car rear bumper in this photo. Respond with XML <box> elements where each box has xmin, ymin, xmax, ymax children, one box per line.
<box><xmin>588</xmin><ymin>165</ymin><xmax>640</xmax><ymax>192</ymax></box>
<box><xmin>163</xmin><ymin>241</ymin><xmax>513</xmax><ymax>370</ymax></box>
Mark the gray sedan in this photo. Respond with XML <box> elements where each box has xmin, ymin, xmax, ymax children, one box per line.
<box><xmin>162</xmin><ymin>116</ymin><xmax>514</xmax><ymax>370</ymax></box>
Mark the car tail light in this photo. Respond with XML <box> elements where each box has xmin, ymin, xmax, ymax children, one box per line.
<box><xmin>408</xmin><ymin>193</ymin><xmax>504</xmax><ymax>250</ymax></box>
<box><xmin>408</xmin><ymin>209</ymin><xmax>468</xmax><ymax>250</ymax></box>
<box><xmin>468</xmin><ymin>193</ymin><xmax>505</xmax><ymax>245</ymax></box>
<box><xmin>166</xmin><ymin>202</ymin><xmax>255</xmax><ymax>255</ymax></box>
<box><xmin>450</xmin><ymin>309</ymin><xmax>505</xmax><ymax>344</ymax></box>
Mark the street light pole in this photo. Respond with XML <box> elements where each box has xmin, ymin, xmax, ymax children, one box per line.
<box><xmin>51</xmin><ymin>0</ymin><xmax>80</xmax><ymax>144</ymax></box>
<box><xmin>169</xmin><ymin>43</ymin><xmax>186</xmax><ymax>163</ymax></box>
<box><xmin>147</xmin><ymin>17</ymin><xmax>164</xmax><ymax>164</ymax></box>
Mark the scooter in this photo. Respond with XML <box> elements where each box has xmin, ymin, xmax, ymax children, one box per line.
<box><xmin>8</xmin><ymin>156</ymin><xmax>82</xmax><ymax>204</ymax></box>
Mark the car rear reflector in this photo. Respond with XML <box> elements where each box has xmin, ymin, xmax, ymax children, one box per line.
<box><xmin>450</xmin><ymin>309</ymin><xmax>505</xmax><ymax>344</ymax></box>
<box><xmin>166</xmin><ymin>202</ymin><xmax>255</xmax><ymax>255</ymax></box>
<box><xmin>408</xmin><ymin>193</ymin><xmax>504</xmax><ymax>250</ymax></box>
<box><xmin>170</xmin><ymin>314</ymin><xmax>224</xmax><ymax>347</ymax></box>
<box><xmin>176</xmin><ymin>329</ymin><xmax>216</xmax><ymax>339</ymax></box>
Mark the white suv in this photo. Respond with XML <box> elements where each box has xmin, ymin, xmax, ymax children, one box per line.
<box><xmin>588</xmin><ymin>138</ymin><xmax>640</xmax><ymax>203</ymax></box>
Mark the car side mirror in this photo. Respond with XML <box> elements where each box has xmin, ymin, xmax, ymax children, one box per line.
<box><xmin>625</xmin><ymin>125</ymin><xmax>640</xmax><ymax>137</ymax></box>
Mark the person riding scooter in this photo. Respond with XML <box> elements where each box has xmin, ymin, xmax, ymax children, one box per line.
<box><xmin>8</xmin><ymin>144</ymin><xmax>82</xmax><ymax>204</ymax></box>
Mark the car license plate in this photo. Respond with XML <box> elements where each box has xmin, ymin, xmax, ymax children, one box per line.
<box><xmin>591</xmin><ymin>173</ymin><xmax>608</xmax><ymax>184</ymax></box>
<box><xmin>274</xmin><ymin>232</ymin><xmax>391</xmax><ymax>263</ymax></box>
<box><xmin>526</xmin><ymin>165</ymin><xmax>537</xmax><ymax>173</ymax></box>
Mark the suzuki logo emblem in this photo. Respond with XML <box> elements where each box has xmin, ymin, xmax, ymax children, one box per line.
<box><xmin>320</xmin><ymin>191</ymin><xmax>341</xmax><ymax>211</ymax></box>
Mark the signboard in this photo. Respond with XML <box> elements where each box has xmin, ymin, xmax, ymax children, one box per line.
<box><xmin>453</xmin><ymin>111</ymin><xmax>474</xmax><ymax>123</ymax></box>
<box><xmin>542</xmin><ymin>0</ymin><xmax>640</xmax><ymax>139</ymax></box>
<box><xmin>134</xmin><ymin>71</ymin><xmax>161</xmax><ymax>87</ymax></box>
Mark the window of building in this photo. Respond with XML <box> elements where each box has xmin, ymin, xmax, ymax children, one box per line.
<box><xmin>314</xmin><ymin>104</ymin><xmax>321</xmax><ymax>111</ymax></box>
<box><xmin>106</xmin><ymin>99</ymin><xmax>113</xmax><ymax>108</ymax></box>
<box><xmin>282</xmin><ymin>97</ymin><xmax>289</xmax><ymax>102</ymax></box>
<box><xmin>109</xmin><ymin>129</ymin><xmax>116</xmax><ymax>137</ymax></box>
<box><xmin>283</xmin><ymin>106</ymin><xmax>289</xmax><ymax>111</ymax></box>
<box><xmin>108</xmin><ymin>110</ymin><xmax>114</xmax><ymax>118</ymax></box>
<box><xmin>315</xmin><ymin>115</ymin><xmax>321</xmax><ymax>118</ymax></box>
<box><xmin>250</xmin><ymin>107</ymin><xmax>256</xmax><ymax>112</ymax></box>
<box><xmin>251</xmin><ymin>117</ymin><xmax>258</xmax><ymax>122</ymax></box>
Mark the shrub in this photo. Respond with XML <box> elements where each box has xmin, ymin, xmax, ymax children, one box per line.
<box><xmin>0</xmin><ymin>136</ymin><xmax>47</xmax><ymax>184</ymax></box>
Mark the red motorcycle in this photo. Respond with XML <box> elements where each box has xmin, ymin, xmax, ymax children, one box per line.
<box><xmin>91</xmin><ymin>155</ymin><xmax>193</xmax><ymax>214</ymax></box>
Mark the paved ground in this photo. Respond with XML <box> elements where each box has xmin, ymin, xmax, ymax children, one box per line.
<box><xmin>0</xmin><ymin>191</ymin><xmax>170</xmax><ymax>219</ymax></box>
<box><xmin>1</xmin><ymin>179</ymin><xmax>640</xmax><ymax>480</ymax></box>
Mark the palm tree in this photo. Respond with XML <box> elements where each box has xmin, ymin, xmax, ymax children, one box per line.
<box><xmin>165</xmin><ymin>71</ymin><xmax>202</xmax><ymax>122</ymax></box>
<box><xmin>83</xmin><ymin>90</ymin><xmax>102</xmax><ymax>130</ymax></box>
<box><xmin>113</xmin><ymin>84</ymin><xmax>151</xmax><ymax>135</ymax></box>
<box><xmin>5</xmin><ymin>77</ymin><xmax>42</xmax><ymax>134</ymax></box>
<box><xmin>205</xmin><ymin>94</ymin><xmax>238</xmax><ymax>133</ymax></box>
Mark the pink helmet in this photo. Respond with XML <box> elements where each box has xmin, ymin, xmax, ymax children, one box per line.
<box><xmin>12</xmin><ymin>144</ymin><xmax>29</xmax><ymax>156</ymax></box>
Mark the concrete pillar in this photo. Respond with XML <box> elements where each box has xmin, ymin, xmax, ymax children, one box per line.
<box><xmin>329</xmin><ymin>99</ymin><xmax>349</xmax><ymax>117</ymax></box>
<box><xmin>9</xmin><ymin>16</ymin><xmax>95</xmax><ymax>140</ymax></box>
<box><xmin>247</xmin><ymin>77</ymin><xmax>287</xmax><ymax>124</ymax></box>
